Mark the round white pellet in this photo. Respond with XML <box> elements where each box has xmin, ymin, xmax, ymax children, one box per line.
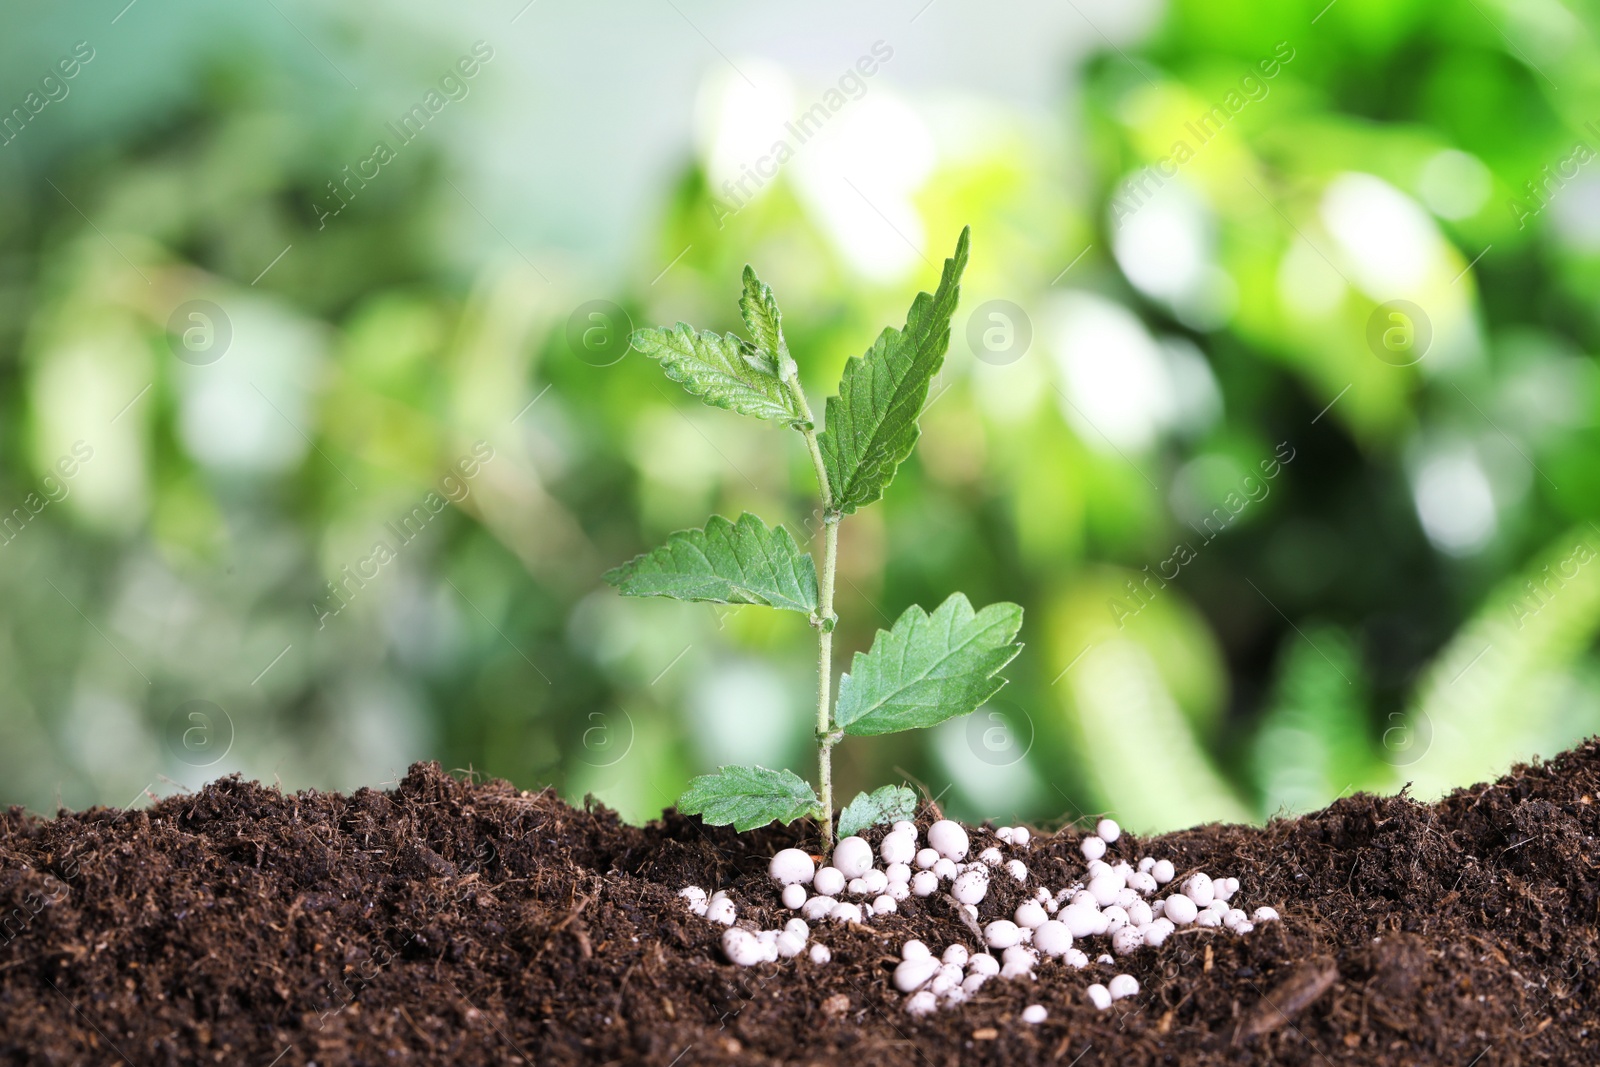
<box><xmin>905</xmin><ymin>990</ymin><xmax>938</xmax><ymax>1016</ymax></box>
<box><xmin>886</xmin><ymin>862</ymin><xmax>912</xmax><ymax>884</ymax></box>
<box><xmin>887</xmin><ymin>879</ymin><xmax>910</xmax><ymax>902</ymax></box>
<box><xmin>960</xmin><ymin>903</ymin><xmax>979</xmax><ymax>922</ymax></box>
<box><xmin>1111</xmin><ymin>926</ymin><xmax>1144</xmax><ymax>955</ymax></box>
<box><xmin>978</xmin><ymin>846</ymin><xmax>1003</xmax><ymax>867</ymax></box>
<box><xmin>1000</xmin><ymin>959</ymin><xmax>1034</xmax><ymax>980</ymax></box>
<box><xmin>706</xmin><ymin>898</ymin><xmax>737</xmax><ymax>925</ymax></box>
<box><xmin>1214</xmin><ymin>876</ymin><xmax>1238</xmax><ymax>901</ymax></box>
<box><xmin>1194</xmin><ymin>908</ymin><xmax>1222</xmax><ymax>928</ymax></box>
<box><xmin>1096</xmin><ymin>818</ymin><xmax>1121</xmax><ymax>843</ymax></box>
<box><xmin>933</xmin><ymin>858</ymin><xmax>958</xmax><ymax>880</ymax></box>
<box><xmin>1005</xmin><ymin>859</ymin><xmax>1029</xmax><ymax>883</ymax></box>
<box><xmin>801</xmin><ymin>895</ymin><xmax>836</xmax><ymax>921</ymax></box>
<box><xmin>1143</xmin><ymin>921</ymin><xmax>1172</xmax><ymax>947</ymax></box>
<box><xmin>1138</xmin><ymin>856</ymin><xmax>1156</xmax><ymax>873</ymax></box>
<box><xmin>1232</xmin><ymin>920</ymin><xmax>1255</xmax><ymax>935</ymax></box>
<box><xmin>828</xmin><ymin>901</ymin><xmax>863</xmax><ymax>924</ymax></box>
<box><xmin>880</xmin><ymin>830</ymin><xmax>917</xmax><ymax>866</ymax></box>
<box><xmin>1253</xmin><ymin>906</ymin><xmax>1280</xmax><ymax>923</ymax></box>
<box><xmin>983</xmin><ymin>920</ymin><xmax>1022</xmax><ymax>949</ymax></box>
<box><xmin>1097</xmin><ymin>954</ymin><xmax>1114</xmax><ymax>965</ymax></box>
<box><xmin>944</xmin><ymin>986</ymin><xmax>969</xmax><ymax>1006</ymax></box>
<box><xmin>847</xmin><ymin>878</ymin><xmax>870</xmax><ymax>897</ymax></box>
<box><xmin>1151</xmin><ymin>859</ymin><xmax>1175</xmax><ymax>884</ymax></box>
<box><xmin>892</xmin><ymin>820</ymin><xmax>917</xmax><ymax>835</ymax></box>
<box><xmin>1086</xmin><ymin>860</ymin><xmax>1111</xmax><ymax>878</ymax></box>
<box><xmin>782</xmin><ymin>883</ymin><xmax>807</xmax><ymax>909</ymax></box>
<box><xmin>768</xmin><ymin>848</ymin><xmax>816</xmax><ymax>886</ymax></box>
<box><xmin>968</xmin><ymin>952</ymin><xmax>1000</xmax><ymax>976</ymax></box>
<box><xmin>927</xmin><ymin>820</ymin><xmax>969</xmax><ymax>861</ymax></box>
<box><xmin>775</xmin><ymin>931</ymin><xmax>807</xmax><ymax>957</ymax></box>
<box><xmin>833</xmin><ymin>836</ymin><xmax>874</xmax><ymax>878</ymax></box>
<box><xmin>871</xmin><ymin>894</ymin><xmax>897</xmax><ymax>916</ymax></box>
<box><xmin>1223</xmin><ymin>908</ymin><xmax>1249</xmax><ymax>930</ymax></box>
<box><xmin>1012</xmin><ymin>827</ymin><xmax>1031</xmax><ymax>847</ymax></box>
<box><xmin>902</xmin><ymin>939</ymin><xmax>931</xmax><ymax>961</ymax></box>
<box><xmin>1113</xmin><ymin>860</ymin><xmax>1134</xmax><ymax>879</ymax></box>
<box><xmin>996</xmin><ymin>826</ymin><xmax>1014</xmax><ymax>844</ymax></box>
<box><xmin>1114</xmin><ymin>887</ymin><xmax>1140</xmax><ymax>909</ymax></box>
<box><xmin>679</xmin><ymin>885</ymin><xmax>707</xmax><ymax>904</ymax></box>
<box><xmin>1108</xmin><ymin>973</ymin><xmax>1139</xmax><ymax>1000</ymax></box>
<box><xmin>1080</xmin><ymin>835</ymin><xmax>1107</xmax><ymax>861</ymax></box>
<box><xmin>961</xmin><ymin>972</ymin><xmax>988</xmax><ymax>994</ymax></box>
<box><xmin>813</xmin><ymin>867</ymin><xmax>846</xmax><ymax>897</ymax></box>
<box><xmin>1182</xmin><ymin>873</ymin><xmax>1214</xmax><ymax>906</ymax></box>
<box><xmin>1086</xmin><ymin>984</ymin><xmax>1112</xmax><ymax>1010</ymax></box>
<box><xmin>1164</xmin><ymin>895</ymin><xmax>1198</xmax><ymax>925</ymax></box>
<box><xmin>893</xmin><ymin>957</ymin><xmax>940</xmax><ymax>992</ymax></box>
<box><xmin>1071</xmin><ymin>890</ymin><xmax>1098</xmax><ymax>909</ymax></box>
<box><xmin>1150</xmin><ymin>898</ymin><xmax>1165</xmax><ymax>917</ymax></box>
<box><xmin>911</xmin><ymin>871</ymin><xmax>939</xmax><ymax>897</ymax></box>
<box><xmin>942</xmin><ymin>944</ymin><xmax>969</xmax><ymax>967</ymax></box>
<box><xmin>1126</xmin><ymin>900</ymin><xmax>1153</xmax><ymax>927</ymax></box>
<box><xmin>1088</xmin><ymin>875</ymin><xmax>1121</xmax><ymax>908</ymax></box>
<box><xmin>861</xmin><ymin>869</ymin><xmax>889</xmax><ymax>894</ymax></box>
<box><xmin>1207</xmin><ymin>897</ymin><xmax>1229</xmax><ymax>913</ymax></box>
<box><xmin>1059</xmin><ymin>905</ymin><xmax>1105</xmax><ymax>939</ymax></box>
<box><xmin>1033</xmin><ymin>920</ymin><xmax>1072</xmax><ymax>956</ymax></box>
<box><xmin>809</xmin><ymin>943</ymin><xmax>831</xmax><ymax>964</ymax></box>
<box><xmin>1065</xmin><ymin>948</ymin><xmax>1090</xmax><ymax>969</ymax></box>
<box><xmin>1101</xmin><ymin>905</ymin><xmax>1129</xmax><ymax>933</ymax></box>
<box><xmin>930</xmin><ymin>966</ymin><xmax>959</xmax><ymax>995</ymax></box>
<box><xmin>1021</xmin><ymin>1004</ymin><xmax>1047</xmax><ymax>1024</ymax></box>
<box><xmin>1015</xmin><ymin>900</ymin><xmax>1047</xmax><ymax>929</ymax></box>
<box><xmin>1130</xmin><ymin>872</ymin><xmax>1158</xmax><ymax>895</ymax></box>
<box><xmin>785</xmin><ymin>917</ymin><xmax>809</xmax><ymax>938</ymax></box>
<box><xmin>952</xmin><ymin>868</ymin><xmax>990</xmax><ymax>905</ymax></box>
<box><xmin>1044</xmin><ymin>898</ymin><xmax>1058</xmax><ymax>914</ymax></box>
<box><xmin>722</xmin><ymin>928</ymin><xmax>765</xmax><ymax>967</ymax></box>
<box><xmin>914</xmin><ymin>847</ymin><xmax>939</xmax><ymax>870</ymax></box>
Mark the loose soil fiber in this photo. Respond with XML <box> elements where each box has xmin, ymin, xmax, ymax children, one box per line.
<box><xmin>2</xmin><ymin>741</ymin><xmax>1597</xmax><ymax>1065</ymax></box>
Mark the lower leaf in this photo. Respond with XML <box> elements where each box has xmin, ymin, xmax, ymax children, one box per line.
<box><xmin>677</xmin><ymin>765</ymin><xmax>822</xmax><ymax>831</ymax></box>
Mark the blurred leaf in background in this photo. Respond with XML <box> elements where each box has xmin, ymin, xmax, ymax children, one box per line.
<box><xmin>1</xmin><ymin>0</ymin><xmax>1598</xmax><ymax>834</ymax></box>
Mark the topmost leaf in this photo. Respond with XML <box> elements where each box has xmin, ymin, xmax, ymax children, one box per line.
<box><xmin>739</xmin><ymin>266</ymin><xmax>795</xmax><ymax>379</ymax></box>
<box><xmin>632</xmin><ymin>323</ymin><xmax>804</xmax><ymax>426</ymax></box>
<box><xmin>817</xmin><ymin>227</ymin><xmax>970</xmax><ymax>513</ymax></box>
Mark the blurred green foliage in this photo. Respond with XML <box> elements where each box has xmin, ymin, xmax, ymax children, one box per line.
<box><xmin>1</xmin><ymin>0</ymin><xmax>1598</xmax><ymax>832</ymax></box>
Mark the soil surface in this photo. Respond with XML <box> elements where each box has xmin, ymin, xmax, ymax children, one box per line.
<box><xmin>2</xmin><ymin>743</ymin><xmax>1597</xmax><ymax>1066</ymax></box>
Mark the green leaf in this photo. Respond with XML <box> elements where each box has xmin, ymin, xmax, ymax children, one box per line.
<box><xmin>739</xmin><ymin>266</ymin><xmax>795</xmax><ymax>378</ymax></box>
<box><xmin>603</xmin><ymin>513</ymin><xmax>819</xmax><ymax>613</ymax></box>
<box><xmin>677</xmin><ymin>765</ymin><xmax>821</xmax><ymax>831</ymax></box>
<box><xmin>817</xmin><ymin>227</ymin><xmax>970</xmax><ymax>513</ymax></box>
<box><xmin>836</xmin><ymin>784</ymin><xmax>919</xmax><ymax>838</ymax></box>
<box><xmin>836</xmin><ymin>592</ymin><xmax>1023</xmax><ymax>736</ymax></box>
<box><xmin>632</xmin><ymin>323</ymin><xmax>803</xmax><ymax>425</ymax></box>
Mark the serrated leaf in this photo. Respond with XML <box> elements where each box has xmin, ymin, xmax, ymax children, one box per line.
<box><xmin>677</xmin><ymin>765</ymin><xmax>821</xmax><ymax>831</ymax></box>
<box><xmin>603</xmin><ymin>513</ymin><xmax>818</xmax><ymax>613</ymax></box>
<box><xmin>817</xmin><ymin>227</ymin><xmax>969</xmax><ymax>513</ymax></box>
<box><xmin>836</xmin><ymin>784</ymin><xmax>919</xmax><ymax>838</ymax></box>
<box><xmin>739</xmin><ymin>266</ymin><xmax>794</xmax><ymax>377</ymax></box>
<box><xmin>632</xmin><ymin>323</ymin><xmax>803</xmax><ymax>425</ymax></box>
<box><xmin>836</xmin><ymin>592</ymin><xmax>1023</xmax><ymax>736</ymax></box>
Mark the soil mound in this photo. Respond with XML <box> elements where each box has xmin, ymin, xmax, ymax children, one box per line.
<box><xmin>3</xmin><ymin>742</ymin><xmax>1598</xmax><ymax>1065</ymax></box>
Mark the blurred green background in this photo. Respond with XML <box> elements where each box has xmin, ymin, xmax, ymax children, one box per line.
<box><xmin>2</xmin><ymin>0</ymin><xmax>1598</xmax><ymax>832</ymax></box>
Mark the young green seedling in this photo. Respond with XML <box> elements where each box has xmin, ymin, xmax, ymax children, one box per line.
<box><xmin>605</xmin><ymin>228</ymin><xmax>1023</xmax><ymax>846</ymax></box>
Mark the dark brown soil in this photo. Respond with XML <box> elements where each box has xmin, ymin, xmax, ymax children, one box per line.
<box><xmin>2</xmin><ymin>742</ymin><xmax>1598</xmax><ymax>1066</ymax></box>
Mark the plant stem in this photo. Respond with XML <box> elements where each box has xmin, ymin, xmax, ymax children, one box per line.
<box><xmin>815</xmin><ymin>515</ymin><xmax>839</xmax><ymax>847</ymax></box>
<box><xmin>786</xmin><ymin>371</ymin><xmax>842</xmax><ymax>848</ymax></box>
